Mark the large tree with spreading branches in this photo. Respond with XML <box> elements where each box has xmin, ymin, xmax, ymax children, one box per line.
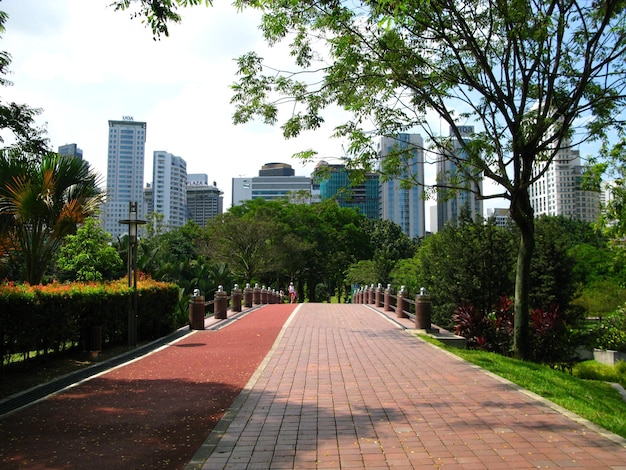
<box><xmin>115</xmin><ymin>0</ymin><xmax>626</xmax><ymax>359</ymax></box>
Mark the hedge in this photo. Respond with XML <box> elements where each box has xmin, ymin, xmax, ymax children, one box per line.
<box><xmin>0</xmin><ymin>279</ymin><xmax>179</xmax><ymax>367</ymax></box>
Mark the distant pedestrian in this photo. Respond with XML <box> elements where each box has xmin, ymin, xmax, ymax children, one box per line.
<box><xmin>288</xmin><ymin>282</ymin><xmax>297</xmax><ymax>303</ymax></box>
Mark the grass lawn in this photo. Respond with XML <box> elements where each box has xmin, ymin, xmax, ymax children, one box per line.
<box><xmin>420</xmin><ymin>335</ymin><xmax>626</xmax><ymax>440</ymax></box>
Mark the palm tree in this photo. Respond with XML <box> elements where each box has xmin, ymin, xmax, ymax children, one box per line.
<box><xmin>0</xmin><ymin>149</ymin><xmax>103</xmax><ymax>284</ymax></box>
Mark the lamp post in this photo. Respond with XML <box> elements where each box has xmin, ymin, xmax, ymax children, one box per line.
<box><xmin>119</xmin><ymin>202</ymin><xmax>146</xmax><ymax>347</ymax></box>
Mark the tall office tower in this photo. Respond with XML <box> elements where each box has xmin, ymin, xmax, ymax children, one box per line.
<box><xmin>529</xmin><ymin>145</ymin><xmax>600</xmax><ymax>223</ymax></box>
<box><xmin>436</xmin><ymin>126</ymin><xmax>483</xmax><ymax>230</ymax></box>
<box><xmin>58</xmin><ymin>143</ymin><xmax>83</xmax><ymax>160</ymax></box>
<box><xmin>232</xmin><ymin>163</ymin><xmax>313</xmax><ymax>206</ymax></box>
<box><xmin>153</xmin><ymin>151</ymin><xmax>187</xmax><ymax>230</ymax></box>
<box><xmin>377</xmin><ymin>133</ymin><xmax>426</xmax><ymax>239</ymax></box>
<box><xmin>186</xmin><ymin>173</ymin><xmax>224</xmax><ymax>227</ymax></box>
<box><xmin>315</xmin><ymin>160</ymin><xmax>380</xmax><ymax>219</ymax></box>
<box><xmin>103</xmin><ymin>118</ymin><xmax>147</xmax><ymax>238</ymax></box>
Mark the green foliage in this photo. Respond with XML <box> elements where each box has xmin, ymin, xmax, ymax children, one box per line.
<box><xmin>573</xmin><ymin>360</ymin><xmax>626</xmax><ymax>389</ymax></box>
<box><xmin>345</xmin><ymin>260</ymin><xmax>378</xmax><ymax>288</ymax></box>
<box><xmin>0</xmin><ymin>279</ymin><xmax>179</xmax><ymax>367</ymax></box>
<box><xmin>111</xmin><ymin>0</ymin><xmax>212</xmax><ymax>39</ymax></box>
<box><xmin>0</xmin><ymin>151</ymin><xmax>103</xmax><ymax>284</ymax></box>
<box><xmin>0</xmin><ymin>12</ymin><xmax>49</xmax><ymax>155</ymax></box>
<box><xmin>361</xmin><ymin>218</ymin><xmax>416</xmax><ymax>284</ymax></box>
<box><xmin>591</xmin><ymin>309</ymin><xmax>626</xmax><ymax>352</ymax></box>
<box><xmin>57</xmin><ymin>218</ymin><xmax>123</xmax><ymax>281</ymax></box>
<box><xmin>572</xmin><ymin>279</ymin><xmax>626</xmax><ymax>316</ymax></box>
<box><xmin>403</xmin><ymin>216</ymin><xmax>516</xmax><ymax>329</ymax></box>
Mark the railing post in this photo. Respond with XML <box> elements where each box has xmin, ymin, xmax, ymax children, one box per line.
<box><xmin>231</xmin><ymin>284</ymin><xmax>242</xmax><ymax>313</ymax></box>
<box><xmin>384</xmin><ymin>284</ymin><xmax>392</xmax><ymax>311</ymax></box>
<box><xmin>375</xmin><ymin>283</ymin><xmax>383</xmax><ymax>307</ymax></box>
<box><xmin>253</xmin><ymin>283</ymin><xmax>261</xmax><ymax>305</ymax></box>
<box><xmin>415</xmin><ymin>287</ymin><xmax>432</xmax><ymax>330</ymax></box>
<box><xmin>260</xmin><ymin>285</ymin><xmax>268</xmax><ymax>304</ymax></box>
<box><xmin>397</xmin><ymin>285</ymin><xmax>408</xmax><ymax>318</ymax></box>
<box><xmin>214</xmin><ymin>285</ymin><xmax>228</xmax><ymax>319</ymax></box>
<box><xmin>370</xmin><ymin>284</ymin><xmax>376</xmax><ymax>304</ymax></box>
<box><xmin>268</xmin><ymin>288</ymin><xmax>275</xmax><ymax>304</ymax></box>
<box><xmin>189</xmin><ymin>289</ymin><xmax>205</xmax><ymax>330</ymax></box>
<box><xmin>244</xmin><ymin>283</ymin><xmax>253</xmax><ymax>308</ymax></box>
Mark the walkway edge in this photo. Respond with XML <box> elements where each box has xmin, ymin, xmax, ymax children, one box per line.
<box><xmin>184</xmin><ymin>304</ymin><xmax>302</xmax><ymax>470</ymax></box>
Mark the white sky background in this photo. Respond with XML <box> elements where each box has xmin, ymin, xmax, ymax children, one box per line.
<box><xmin>1</xmin><ymin>0</ymin><xmax>350</xmax><ymax>207</ymax></box>
<box><xmin>1</xmin><ymin>0</ymin><xmax>515</xmax><ymax>222</ymax></box>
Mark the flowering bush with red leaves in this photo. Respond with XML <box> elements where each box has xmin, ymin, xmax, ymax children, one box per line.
<box><xmin>453</xmin><ymin>296</ymin><xmax>577</xmax><ymax>365</ymax></box>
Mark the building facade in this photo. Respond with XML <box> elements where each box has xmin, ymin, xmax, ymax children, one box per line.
<box><xmin>152</xmin><ymin>151</ymin><xmax>187</xmax><ymax>230</ymax></box>
<box><xmin>232</xmin><ymin>163</ymin><xmax>312</xmax><ymax>206</ymax></box>
<box><xmin>186</xmin><ymin>173</ymin><xmax>223</xmax><ymax>227</ymax></box>
<box><xmin>103</xmin><ymin>118</ymin><xmax>147</xmax><ymax>238</ymax></box>
<box><xmin>436</xmin><ymin>126</ymin><xmax>484</xmax><ymax>230</ymax></box>
<box><xmin>58</xmin><ymin>143</ymin><xmax>83</xmax><ymax>160</ymax></box>
<box><xmin>315</xmin><ymin>161</ymin><xmax>380</xmax><ymax>219</ymax></box>
<box><xmin>377</xmin><ymin>134</ymin><xmax>426</xmax><ymax>239</ymax></box>
<box><xmin>529</xmin><ymin>145</ymin><xmax>600</xmax><ymax>223</ymax></box>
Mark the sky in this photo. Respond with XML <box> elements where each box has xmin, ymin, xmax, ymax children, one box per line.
<box><xmin>1</xmin><ymin>0</ymin><xmax>355</xmax><ymax>209</ymax></box>
<box><xmin>0</xmin><ymin>0</ymin><xmax>524</xmax><ymax>223</ymax></box>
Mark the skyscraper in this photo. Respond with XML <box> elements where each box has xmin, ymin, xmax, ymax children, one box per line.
<box><xmin>152</xmin><ymin>151</ymin><xmax>187</xmax><ymax>230</ymax></box>
<box><xmin>58</xmin><ymin>143</ymin><xmax>83</xmax><ymax>160</ymax></box>
<box><xmin>377</xmin><ymin>134</ymin><xmax>426</xmax><ymax>239</ymax></box>
<box><xmin>315</xmin><ymin>160</ymin><xmax>380</xmax><ymax>219</ymax></box>
<box><xmin>529</xmin><ymin>145</ymin><xmax>600</xmax><ymax>223</ymax></box>
<box><xmin>186</xmin><ymin>174</ymin><xmax>223</xmax><ymax>227</ymax></box>
<box><xmin>103</xmin><ymin>118</ymin><xmax>147</xmax><ymax>238</ymax></box>
<box><xmin>436</xmin><ymin>126</ymin><xmax>483</xmax><ymax>230</ymax></box>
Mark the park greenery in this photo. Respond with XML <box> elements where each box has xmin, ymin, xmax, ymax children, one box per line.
<box><xmin>115</xmin><ymin>0</ymin><xmax>626</xmax><ymax>360</ymax></box>
<box><xmin>0</xmin><ymin>1</ymin><xmax>626</xmax><ymax>382</ymax></box>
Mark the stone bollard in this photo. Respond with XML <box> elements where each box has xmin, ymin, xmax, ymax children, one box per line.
<box><xmin>415</xmin><ymin>287</ymin><xmax>432</xmax><ymax>330</ymax></box>
<box><xmin>244</xmin><ymin>283</ymin><xmax>253</xmax><ymax>308</ymax></box>
<box><xmin>384</xmin><ymin>284</ymin><xmax>392</xmax><ymax>311</ymax></box>
<box><xmin>375</xmin><ymin>283</ymin><xmax>383</xmax><ymax>307</ymax></box>
<box><xmin>231</xmin><ymin>284</ymin><xmax>242</xmax><ymax>313</ymax></box>
<box><xmin>253</xmin><ymin>283</ymin><xmax>261</xmax><ymax>305</ymax></box>
<box><xmin>260</xmin><ymin>285</ymin><xmax>268</xmax><ymax>304</ymax></box>
<box><xmin>214</xmin><ymin>285</ymin><xmax>228</xmax><ymax>319</ymax></box>
<box><xmin>189</xmin><ymin>289</ymin><xmax>205</xmax><ymax>330</ymax></box>
<box><xmin>396</xmin><ymin>285</ymin><xmax>408</xmax><ymax>318</ymax></box>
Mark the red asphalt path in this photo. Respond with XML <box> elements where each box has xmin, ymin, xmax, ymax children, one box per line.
<box><xmin>0</xmin><ymin>303</ymin><xmax>296</xmax><ymax>470</ymax></box>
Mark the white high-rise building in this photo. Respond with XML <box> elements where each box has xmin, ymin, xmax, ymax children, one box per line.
<box><xmin>377</xmin><ymin>133</ymin><xmax>426</xmax><ymax>239</ymax></box>
<box><xmin>103</xmin><ymin>118</ymin><xmax>147</xmax><ymax>238</ymax></box>
<box><xmin>529</xmin><ymin>145</ymin><xmax>600</xmax><ymax>223</ymax></box>
<box><xmin>153</xmin><ymin>151</ymin><xmax>187</xmax><ymax>230</ymax></box>
<box><xmin>436</xmin><ymin>126</ymin><xmax>483</xmax><ymax>230</ymax></box>
<box><xmin>232</xmin><ymin>163</ymin><xmax>312</xmax><ymax>206</ymax></box>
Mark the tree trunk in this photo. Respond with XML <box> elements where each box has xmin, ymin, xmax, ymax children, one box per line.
<box><xmin>509</xmin><ymin>188</ymin><xmax>535</xmax><ymax>360</ymax></box>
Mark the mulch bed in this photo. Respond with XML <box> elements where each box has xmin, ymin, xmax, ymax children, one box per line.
<box><xmin>0</xmin><ymin>304</ymin><xmax>296</xmax><ymax>469</ymax></box>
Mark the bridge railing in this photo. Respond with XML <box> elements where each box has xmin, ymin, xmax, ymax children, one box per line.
<box><xmin>188</xmin><ymin>283</ymin><xmax>284</xmax><ymax>330</ymax></box>
<box><xmin>352</xmin><ymin>283</ymin><xmax>434</xmax><ymax>331</ymax></box>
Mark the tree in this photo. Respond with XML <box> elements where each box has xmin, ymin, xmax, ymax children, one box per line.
<box><xmin>404</xmin><ymin>216</ymin><xmax>516</xmax><ymax>329</ymax></box>
<box><xmin>117</xmin><ymin>0</ymin><xmax>626</xmax><ymax>359</ymax></box>
<box><xmin>56</xmin><ymin>218</ymin><xmax>123</xmax><ymax>281</ymax></box>
<box><xmin>0</xmin><ymin>150</ymin><xmax>103</xmax><ymax>284</ymax></box>
<box><xmin>230</xmin><ymin>0</ymin><xmax>626</xmax><ymax>359</ymax></box>
<box><xmin>0</xmin><ymin>11</ymin><xmax>48</xmax><ymax>155</ymax></box>
<box><xmin>362</xmin><ymin>218</ymin><xmax>417</xmax><ymax>284</ymax></box>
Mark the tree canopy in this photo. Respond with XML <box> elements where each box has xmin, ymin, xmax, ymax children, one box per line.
<box><xmin>113</xmin><ymin>0</ymin><xmax>626</xmax><ymax>359</ymax></box>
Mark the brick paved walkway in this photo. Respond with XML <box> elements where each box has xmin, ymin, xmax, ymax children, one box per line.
<box><xmin>188</xmin><ymin>303</ymin><xmax>626</xmax><ymax>469</ymax></box>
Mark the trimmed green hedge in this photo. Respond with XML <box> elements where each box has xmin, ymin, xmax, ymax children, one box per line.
<box><xmin>0</xmin><ymin>279</ymin><xmax>179</xmax><ymax>366</ymax></box>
